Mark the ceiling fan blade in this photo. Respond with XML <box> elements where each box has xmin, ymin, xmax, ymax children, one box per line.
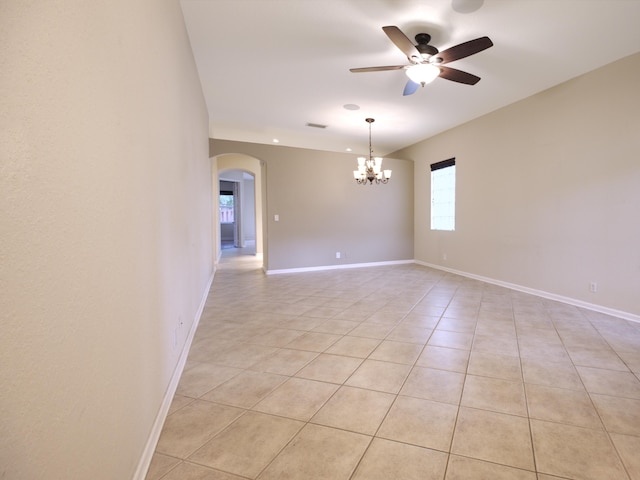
<box><xmin>438</xmin><ymin>66</ymin><xmax>481</xmax><ymax>85</ymax></box>
<box><xmin>382</xmin><ymin>26</ymin><xmax>420</xmax><ymax>59</ymax></box>
<box><xmin>350</xmin><ymin>65</ymin><xmax>406</xmax><ymax>73</ymax></box>
<box><xmin>403</xmin><ymin>80</ymin><xmax>420</xmax><ymax>96</ymax></box>
<box><xmin>438</xmin><ymin>36</ymin><xmax>493</xmax><ymax>64</ymax></box>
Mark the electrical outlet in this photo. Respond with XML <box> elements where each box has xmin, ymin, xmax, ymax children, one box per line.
<box><xmin>336</xmin><ymin>252</ymin><xmax>341</xmax><ymax>259</ymax></box>
<box><xmin>443</xmin><ymin>253</ymin><xmax>447</xmax><ymax>261</ymax></box>
<box><xmin>590</xmin><ymin>282</ymin><xmax>597</xmax><ymax>293</ymax></box>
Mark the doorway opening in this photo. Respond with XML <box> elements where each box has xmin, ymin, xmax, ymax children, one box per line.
<box><xmin>214</xmin><ymin>153</ymin><xmax>264</xmax><ymax>269</ymax></box>
<box><xmin>219</xmin><ymin>172</ymin><xmax>256</xmax><ymax>255</ymax></box>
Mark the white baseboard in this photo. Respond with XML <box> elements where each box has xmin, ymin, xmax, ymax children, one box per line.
<box><xmin>132</xmin><ymin>270</ymin><xmax>215</xmax><ymax>480</ymax></box>
<box><xmin>265</xmin><ymin>259</ymin><xmax>414</xmax><ymax>275</ymax></box>
<box><xmin>415</xmin><ymin>260</ymin><xmax>639</xmax><ymax>324</ymax></box>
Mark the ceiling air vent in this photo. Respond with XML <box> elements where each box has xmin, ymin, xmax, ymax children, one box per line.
<box><xmin>306</xmin><ymin>122</ymin><xmax>327</xmax><ymax>129</ymax></box>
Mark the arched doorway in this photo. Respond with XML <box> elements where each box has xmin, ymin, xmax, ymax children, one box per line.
<box><xmin>212</xmin><ymin>153</ymin><xmax>265</xmax><ymax>267</ymax></box>
<box><xmin>219</xmin><ymin>171</ymin><xmax>255</xmax><ymax>252</ymax></box>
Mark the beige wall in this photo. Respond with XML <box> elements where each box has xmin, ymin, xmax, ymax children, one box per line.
<box><xmin>0</xmin><ymin>1</ymin><xmax>212</xmax><ymax>479</ymax></box>
<box><xmin>211</xmin><ymin>140</ymin><xmax>414</xmax><ymax>271</ymax></box>
<box><xmin>393</xmin><ymin>53</ymin><xmax>640</xmax><ymax>317</ymax></box>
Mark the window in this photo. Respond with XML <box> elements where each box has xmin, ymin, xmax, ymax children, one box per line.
<box><xmin>430</xmin><ymin>158</ymin><xmax>456</xmax><ymax>231</ymax></box>
<box><xmin>219</xmin><ymin>191</ymin><xmax>234</xmax><ymax>224</ymax></box>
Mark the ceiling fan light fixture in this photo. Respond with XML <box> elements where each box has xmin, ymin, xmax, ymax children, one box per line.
<box><xmin>406</xmin><ymin>64</ymin><xmax>440</xmax><ymax>85</ymax></box>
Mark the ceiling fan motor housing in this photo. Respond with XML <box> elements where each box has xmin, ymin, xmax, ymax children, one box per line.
<box><xmin>414</xmin><ymin>33</ymin><xmax>439</xmax><ymax>61</ymax></box>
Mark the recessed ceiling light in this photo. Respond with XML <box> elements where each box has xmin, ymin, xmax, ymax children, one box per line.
<box><xmin>272</xmin><ymin>138</ymin><xmax>279</xmax><ymax>143</ymax></box>
<box><xmin>346</xmin><ymin>148</ymin><xmax>352</xmax><ymax>152</ymax></box>
<box><xmin>343</xmin><ymin>104</ymin><xmax>360</xmax><ymax>111</ymax></box>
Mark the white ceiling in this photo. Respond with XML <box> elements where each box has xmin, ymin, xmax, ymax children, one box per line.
<box><xmin>180</xmin><ymin>0</ymin><xmax>640</xmax><ymax>156</ymax></box>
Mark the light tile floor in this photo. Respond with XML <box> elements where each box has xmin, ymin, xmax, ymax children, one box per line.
<box><xmin>146</xmin><ymin>251</ymin><xmax>640</xmax><ymax>480</ymax></box>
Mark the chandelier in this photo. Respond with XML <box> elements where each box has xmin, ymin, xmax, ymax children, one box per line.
<box><xmin>353</xmin><ymin>118</ymin><xmax>391</xmax><ymax>185</ymax></box>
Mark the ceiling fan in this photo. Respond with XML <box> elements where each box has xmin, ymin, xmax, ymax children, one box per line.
<box><xmin>350</xmin><ymin>26</ymin><xmax>493</xmax><ymax>96</ymax></box>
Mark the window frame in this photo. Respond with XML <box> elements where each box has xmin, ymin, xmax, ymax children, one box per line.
<box><xmin>430</xmin><ymin>158</ymin><xmax>456</xmax><ymax>231</ymax></box>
